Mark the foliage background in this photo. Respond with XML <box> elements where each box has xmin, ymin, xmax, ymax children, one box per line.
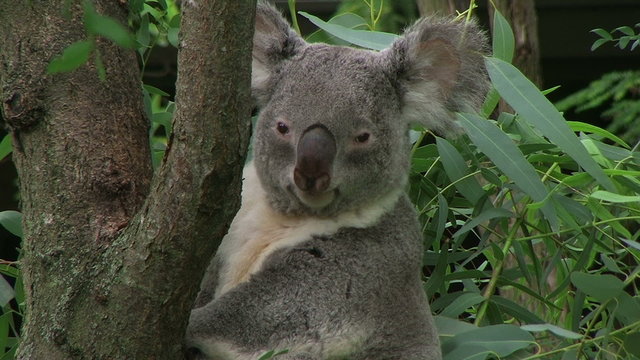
<box><xmin>1</xmin><ymin>1</ymin><xmax>639</xmax><ymax>359</ymax></box>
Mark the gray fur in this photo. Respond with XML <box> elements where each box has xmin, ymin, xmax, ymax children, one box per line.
<box><xmin>186</xmin><ymin>1</ymin><xmax>488</xmax><ymax>359</ymax></box>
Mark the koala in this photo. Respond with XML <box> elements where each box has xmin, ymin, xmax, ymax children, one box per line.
<box><xmin>186</xmin><ymin>1</ymin><xmax>488</xmax><ymax>359</ymax></box>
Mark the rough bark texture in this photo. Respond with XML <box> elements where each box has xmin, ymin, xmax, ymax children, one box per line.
<box><xmin>0</xmin><ymin>0</ymin><xmax>255</xmax><ymax>358</ymax></box>
<box><xmin>417</xmin><ymin>0</ymin><xmax>469</xmax><ymax>17</ymax></box>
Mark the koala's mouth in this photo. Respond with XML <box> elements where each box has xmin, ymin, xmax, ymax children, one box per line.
<box><xmin>292</xmin><ymin>187</ymin><xmax>338</xmax><ymax>210</ymax></box>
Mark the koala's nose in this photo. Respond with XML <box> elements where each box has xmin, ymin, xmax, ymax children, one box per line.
<box><xmin>294</xmin><ymin>125</ymin><xmax>336</xmax><ymax>193</ymax></box>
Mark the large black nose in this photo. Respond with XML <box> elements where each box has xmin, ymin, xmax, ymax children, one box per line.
<box><xmin>294</xmin><ymin>125</ymin><xmax>336</xmax><ymax>193</ymax></box>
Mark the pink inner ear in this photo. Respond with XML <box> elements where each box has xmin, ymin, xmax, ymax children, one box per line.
<box><xmin>418</xmin><ymin>40</ymin><xmax>461</xmax><ymax>96</ymax></box>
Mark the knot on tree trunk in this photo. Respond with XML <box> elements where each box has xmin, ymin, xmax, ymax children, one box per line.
<box><xmin>2</xmin><ymin>89</ymin><xmax>44</xmax><ymax>131</ymax></box>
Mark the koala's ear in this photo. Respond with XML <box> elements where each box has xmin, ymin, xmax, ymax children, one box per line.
<box><xmin>252</xmin><ymin>1</ymin><xmax>307</xmax><ymax>105</ymax></box>
<box><xmin>382</xmin><ymin>17</ymin><xmax>490</xmax><ymax>135</ymax></box>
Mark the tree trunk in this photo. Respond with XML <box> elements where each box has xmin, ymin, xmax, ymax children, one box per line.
<box><xmin>0</xmin><ymin>1</ymin><xmax>255</xmax><ymax>358</ymax></box>
<box><xmin>416</xmin><ymin>0</ymin><xmax>469</xmax><ymax>17</ymax></box>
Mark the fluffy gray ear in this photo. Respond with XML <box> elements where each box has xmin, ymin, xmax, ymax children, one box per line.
<box><xmin>252</xmin><ymin>1</ymin><xmax>307</xmax><ymax>105</ymax></box>
<box><xmin>383</xmin><ymin>17</ymin><xmax>490</xmax><ymax>135</ymax></box>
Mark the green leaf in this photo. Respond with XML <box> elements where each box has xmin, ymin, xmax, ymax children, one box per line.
<box><xmin>591</xmin><ymin>28</ymin><xmax>613</xmax><ymax>41</ymax></box>
<box><xmin>600</xmin><ymin>254</ymin><xmax>622</xmax><ymax>274</ymax></box>
<box><xmin>521</xmin><ymin>324</ymin><xmax>582</xmax><ymax>339</ymax></box>
<box><xmin>435</xmin><ymin>316</ymin><xmax>478</xmax><ymax>338</ymax></box>
<box><xmin>481</xmin><ymin>88</ymin><xmax>500</xmax><ymax>118</ymax></box>
<box><xmin>0</xmin><ymin>135</ymin><xmax>12</xmax><ymax>161</ymax></box>
<box><xmin>485</xmin><ymin>57</ymin><xmax>615</xmax><ymax>192</ymax></box>
<box><xmin>491</xmin><ymin>296</ymin><xmax>544</xmax><ymax>324</ymax></box>
<box><xmin>591</xmin><ymin>38</ymin><xmax>609</xmax><ymax>51</ymax></box>
<box><xmin>47</xmin><ymin>40</ymin><xmax>93</xmax><ymax>74</ymax></box>
<box><xmin>615</xmin><ymin>26</ymin><xmax>635</xmax><ymax>36</ymax></box>
<box><xmin>258</xmin><ymin>349</ymin><xmax>289</xmax><ymax>360</ymax></box>
<box><xmin>152</xmin><ymin>112</ymin><xmax>173</xmax><ymax>133</ymax></box>
<box><xmin>618</xmin><ymin>35</ymin><xmax>632</xmax><ymax>49</ymax></box>
<box><xmin>136</xmin><ymin>14</ymin><xmax>151</xmax><ymax>49</ymax></box>
<box><xmin>0</xmin><ymin>275</ymin><xmax>14</xmax><ymax>307</ymax></box>
<box><xmin>457</xmin><ymin>112</ymin><xmax>557</xmax><ymax>228</ymax></box>
<box><xmin>84</xmin><ymin>1</ymin><xmax>136</xmax><ymax>48</ymax></box>
<box><xmin>168</xmin><ymin>27</ymin><xmax>179</xmax><ymax>48</ymax></box>
<box><xmin>442</xmin><ymin>324</ymin><xmax>534</xmax><ymax>358</ymax></box>
<box><xmin>298</xmin><ymin>12</ymin><xmax>397</xmax><ymax>50</ymax></box>
<box><xmin>491</xmin><ymin>9</ymin><xmax>514</xmax><ymax>63</ymax></box>
<box><xmin>0</xmin><ymin>211</ymin><xmax>22</xmax><ymax>238</ymax></box>
<box><xmin>443</xmin><ymin>345</ymin><xmax>491</xmax><ymax>360</ymax></box>
<box><xmin>436</xmin><ymin>137</ymin><xmax>484</xmax><ymax>203</ymax></box>
<box><xmin>623</xmin><ymin>332</ymin><xmax>640</xmax><ymax>358</ymax></box>
<box><xmin>143</xmin><ymin>84</ymin><xmax>170</xmax><ymax>97</ymax></box>
<box><xmin>567</xmin><ymin>121</ymin><xmax>628</xmax><ymax>147</ymax></box>
<box><xmin>0</xmin><ymin>312</ymin><xmax>8</xmax><ymax>358</ymax></box>
<box><xmin>570</xmin><ymin>272</ymin><xmax>624</xmax><ymax>302</ymax></box>
<box><xmin>441</xmin><ymin>292</ymin><xmax>485</xmax><ymax>318</ymax></box>
<box><xmin>452</xmin><ymin>207</ymin><xmax>512</xmax><ymax>246</ymax></box>
<box><xmin>590</xmin><ymin>190</ymin><xmax>640</xmax><ymax>203</ymax></box>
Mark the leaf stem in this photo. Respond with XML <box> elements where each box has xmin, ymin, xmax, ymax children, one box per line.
<box><xmin>474</xmin><ymin>208</ymin><xmax>524</xmax><ymax>325</ymax></box>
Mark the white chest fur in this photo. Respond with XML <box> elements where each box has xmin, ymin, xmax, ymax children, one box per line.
<box><xmin>214</xmin><ymin>163</ymin><xmax>401</xmax><ymax>298</ymax></box>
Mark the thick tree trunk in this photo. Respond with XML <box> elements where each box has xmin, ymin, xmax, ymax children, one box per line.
<box><xmin>0</xmin><ymin>1</ymin><xmax>255</xmax><ymax>358</ymax></box>
<box><xmin>416</xmin><ymin>0</ymin><xmax>469</xmax><ymax>17</ymax></box>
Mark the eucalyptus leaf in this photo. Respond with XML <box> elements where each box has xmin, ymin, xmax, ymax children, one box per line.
<box><xmin>0</xmin><ymin>275</ymin><xmax>14</xmax><ymax>307</ymax></box>
<box><xmin>435</xmin><ymin>316</ymin><xmax>478</xmax><ymax>338</ymax></box>
<box><xmin>442</xmin><ymin>324</ymin><xmax>534</xmax><ymax>358</ymax></box>
<box><xmin>436</xmin><ymin>137</ymin><xmax>484</xmax><ymax>203</ymax></box>
<box><xmin>47</xmin><ymin>40</ymin><xmax>93</xmax><ymax>74</ymax></box>
<box><xmin>485</xmin><ymin>57</ymin><xmax>615</xmax><ymax>192</ymax></box>
<box><xmin>521</xmin><ymin>323</ymin><xmax>582</xmax><ymax>339</ymax></box>
<box><xmin>457</xmin><ymin>112</ymin><xmax>557</xmax><ymax>228</ymax></box>
<box><xmin>441</xmin><ymin>292</ymin><xmax>485</xmax><ymax>318</ymax></box>
<box><xmin>84</xmin><ymin>1</ymin><xmax>136</xmax><ymax>48</ymax></box>
<box><xmin>0</xmin><ymin>211</ymin><xmax>22</xmax><ymax>238</ymax></box>
<box><xmin>298</xmin><ymin>12</ymin><xmax>397</xmax><ymax>50</ymax></box>
<box><xmin>491</xmin><ymin>9</ymin><xmax>514</xmax><ymax>63</ymax></box>
<box><xmin>0</xmin><ymin>135</ymin><xmax>12</xmax><ymax>161</ymax></box>
<box><xmin>570</xmin><ymin>272</ymin><xmax>624</xmax><ymax>302</ymax></box>
<box><xmin>590</xmin><ymin>190</ymin><xmax>640</xmax><ymax>203</ymax></box>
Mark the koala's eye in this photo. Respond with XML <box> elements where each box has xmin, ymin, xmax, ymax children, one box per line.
<box><xmin>354</xmin><ymin>132</ymin><xmax>370</xmax><ymax>144</ymax></box>
<box><xmin>276</xmin><ymin>121</ymin><xmax>290</xmax><ymax>135</ymax></box>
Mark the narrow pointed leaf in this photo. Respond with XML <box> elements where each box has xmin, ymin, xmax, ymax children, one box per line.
<box><xmin>84</xmin><ymin>1</ymin><xmax>136</xmax><ymax>48</ymax></box>
<box><xmin>47</xmin><ymin>40</ymin><xmax>93</xmax><ymax>73</ymax></box>
<box><xmin>457</xmin><ymin>113</ymin><xmax>557</xmax><ymax>228</ymax></box>
<box><xmin>491</xmin><ymin>9</ymin><xmax>514</xmax><ymax>63</ymax></box>
<box><xmin>590</xmin><ymin>190</ymin><xmax>640</xmax><ymax>203</ymax></box>
<box><xmin>0</xmin><ymin>135</ymin><xmax>12</xmax><ymax>161</ymax></box>
<box><xmin>521</xmin><ymin>324</ymin><xmax>582</xmax><ymax>339</ymax></box>
<box><xmin>298</xmin><ymin>12</ymin><xmax>397</xmax><ymax>50</ymax></box>
<box><xmin>485</xmin><ymin>57</ymin><xmax>615</xmax><ymax>192</ymax></box>
<box><xmin>436</xmin><ymin>137</ymin><xmax>484</xmax><ymax>203</ymax></box>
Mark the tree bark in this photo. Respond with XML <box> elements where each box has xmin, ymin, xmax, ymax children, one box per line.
<box><xmin>0</xmin><ymin>0</ymin><xmax>255</xmax><ymax>358</ymax></box>
<box><xmin>417</xmin><ymin>0</ymin><xmax>469</xmax><ymax>17</ymax></box>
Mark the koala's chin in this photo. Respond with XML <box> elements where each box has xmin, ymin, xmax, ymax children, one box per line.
<box><xmin>293</xmin><ymin>187</ymin><xmax>337</xmax><ymax>210</ymax></box>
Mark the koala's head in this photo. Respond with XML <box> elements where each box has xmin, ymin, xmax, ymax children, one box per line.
<box><xmin>251</xmin><ymin>1</ymin><xmax>489</xmax><ymax>217</ymax></box>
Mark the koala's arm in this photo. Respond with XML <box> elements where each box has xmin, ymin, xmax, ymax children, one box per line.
<box><xmin>188</xmin><ymin>245</ymin><xmax>360</xmax><ymax>358</ymax></box>
<box><xmin>187</xmin><ymin>198</ymin><xmax>440</xmax><ymax>360</ymax></box>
